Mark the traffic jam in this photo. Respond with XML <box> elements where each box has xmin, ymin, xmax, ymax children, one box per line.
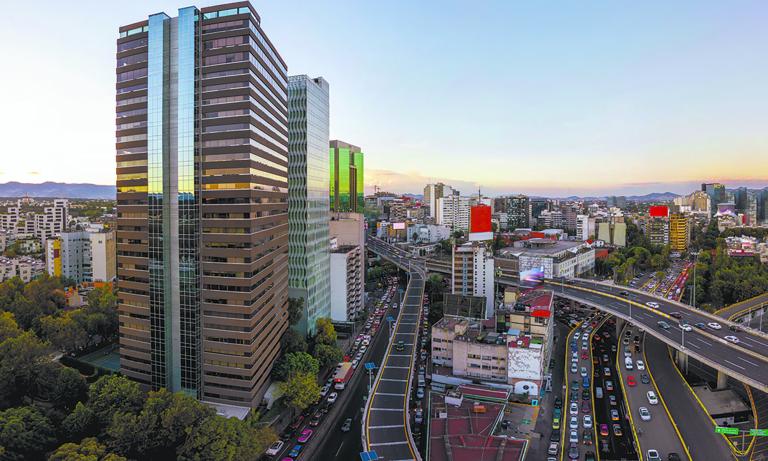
<box><xmin>409</xmin><ymin>292</ymin><xmax>431</xmax><ymax>443</ymax></box>
<box><xmin>266</xmin><ymin>278</ymin><xmax>400</xmax><ymax>460</ymax></box>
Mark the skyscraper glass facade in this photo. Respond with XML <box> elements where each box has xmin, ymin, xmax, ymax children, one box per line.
<box><xmin>288</xmin><ymin>75</ymin><xmax>331</xmax><ymax>336</ymax></box>
<box><xmin>330</xmin><ymin>140</ymin><xmax>364</xmax><ymax>213</ymax></box>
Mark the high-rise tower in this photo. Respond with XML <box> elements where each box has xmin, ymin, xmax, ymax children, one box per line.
<box><xmin>116</xmin><ymin>2</ymin><xmax>289</xmax><ymax>409</ymax></box>
<box><xmin>329</xmin><ymin>140</ymin><xmax>364</xmax><ymax>213</ymax></box>
<box><xmin>287</xmin><ymin>75</ymin><xmax>331</xmax><ymax>335</ymax></box>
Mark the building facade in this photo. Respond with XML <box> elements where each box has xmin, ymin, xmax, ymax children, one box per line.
<box><xmin>437</xmin><ymin>195</ymin><xmax>471</xmax><ymax>231</ymax></box>
<box><xmin>451</xmin><ymin>243</ymin><xmax>495</xmax><ymax>318</ymax></box>
<box><xmin>669</xmin><ymin>213</ymin><xmax>690</xmax><ymax>252</ymax></box>
<box><xmin>287</xmin><ymin>75</ymin><xmax>331</xmax><ymax>336</ymax></box>
<box><xmin>329</xmin><ymin>140</ymin><xmax>364</xmax><ymax>213</ymax></box>
<box><xmin>46</xmin><ymin>230</ymin><xmax>116</xmax><ymax>284</ymax></box>
<box><xmin>329</xmin><ymin>241</ymin><xmax>364</xmax><ymax>322</ymax></box>
<box><xmin>116</xmin><ymin>3</ymin><xmax>289</xmax><ymax>410</ymax></box>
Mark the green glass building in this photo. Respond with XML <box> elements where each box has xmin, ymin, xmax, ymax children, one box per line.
<box><xmin>330</xmin><ymin>140</ymin><xmax>364</xmax><ymax>213</ymax></box>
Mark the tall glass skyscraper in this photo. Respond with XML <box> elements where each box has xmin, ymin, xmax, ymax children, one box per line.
<box><xmin>330</xmin><ymin>140</ymin><xmax>364</xmax><ymax>213</ymax></box>
<box><xmin>116</xmin><ymin>2</ymin><xmax>289</xmax><ymax>409</ymax></box>
<box><xmin>288</xmin><ymin>75</ymin><xmax>331</xmax><ymax>336</ymax></box>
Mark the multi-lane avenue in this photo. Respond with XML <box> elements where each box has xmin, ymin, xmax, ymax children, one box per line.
<box><xmin>363</xmin><ymin>238</ymin><xmax>425</xmax><ymax>461</ymax></box>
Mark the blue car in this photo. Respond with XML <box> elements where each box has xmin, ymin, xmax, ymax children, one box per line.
<box><xmin>582</xmin><ymin>376</ymin><xmax>590</xmax><ymax>389</ymax></box>
<box><xmin>289</xmin><ymin>444</ymin><xmax>302</xmax><ymax>458</ymax></box>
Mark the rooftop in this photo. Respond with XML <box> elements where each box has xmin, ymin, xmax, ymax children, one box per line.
<box><xmin>428</xmin><ymin>388</ymin><xmax>526</xmax><ymax>461</ymax></box>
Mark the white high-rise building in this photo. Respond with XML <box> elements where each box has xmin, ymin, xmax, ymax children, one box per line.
<box><xmin>576</xmin><ymin>214</ymin><xmax>591</xmax><ymax>241</ymax></box>
<box><xmin>452</xmin><ymin>243</ymin><xmax>495</xmax><ymax>318</ymax></box>
<box><xmin>437</xmin><ymin>195</ymin><xmax>470</xmax><ymax>231</ymax></box>
<box><xmin>424</xmin><ymin>183</ymin><xmax>454</xmax><ymax>219</ymax></box>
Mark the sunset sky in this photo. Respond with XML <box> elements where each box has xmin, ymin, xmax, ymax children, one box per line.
<box><xmin>1</xmin><ymin>0</ymin><xmax>766</xmax><ymax>196</ymax></box>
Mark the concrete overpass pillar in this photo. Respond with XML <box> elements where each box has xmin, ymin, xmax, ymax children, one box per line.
<box><xmin>675</xmin><ymin>350</ymin><xmax>689</xmax><ymax>375</ymax></box>
<box><xmin>716</xmin><ymin>370</ymin><xmax>728</xmax><ymax>390</ymax></box>
<box><xmin>615</xmin><ymin>318</ymin><xmax>625</xmax><ymax>338</ymax></box>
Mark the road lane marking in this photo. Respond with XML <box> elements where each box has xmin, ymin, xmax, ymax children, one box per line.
<box><xmin>370</xmin><ymin>407</ymin><xmax>403</xmax><ymax>411</ymax></box>
<box><xmin>380</xmin><ymin>378</ymin><xmax>407</xmax><ymax>382</ymax></box>
<box><xmin>370</xmin><ymin>441</ymin><xmax>410</xmax><ymax>446</ymax></box>
<box><xmin>376</xmin><ymin>392</ymin><xmax>406</xmax><ymax>396</ymax></box>
<box><xmin>724</xmin><ymin>359</ymin><xmax>747</xmax><ymax>371</ymax></box>
<box><xmin>369</xmin><ymin>424</ymin><xmax>406</xmax><ymax>429</ymax></box>
<box><xmin>737</xmin><ymin>356</ymin><xmax>760</xmax><ymax>367</ymax></box>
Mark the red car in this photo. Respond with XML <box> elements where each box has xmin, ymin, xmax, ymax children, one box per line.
<box><xmin>599</xmin><ymin>423</ymin><xmax>609</xmax><ymax>437</ymax></box>
<box><xmin>627</xmin><ymin>375</ymin><xmax>637</xmax><ymax>387</ymax></box>
<box><xmin>581</xmin><ymin>351</ymin><xmax>589</xmax><ymax>360</ymax></box>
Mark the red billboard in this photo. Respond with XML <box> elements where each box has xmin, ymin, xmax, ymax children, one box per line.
<box><xmin>470</xmin><ymin>205</ymin><xmax>492</xmax><ymax>233</ymax></box>
<box><xmin>648</xmin><ymin>205</ymin><xmax>669</xmax><ymax>217</ymax></box>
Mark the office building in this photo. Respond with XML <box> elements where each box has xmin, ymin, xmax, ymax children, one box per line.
<box><xmin>330</xmin><ymin>140</ymin><xmax>364</xmax><ymax>213</ymax></box>
<box><xmin>287</xmin><ymin>75</ymin><xmax>331</xmax><ymax>336</ymax></box>
<box><xmin>497</xmin><ymin>239</ymin><xmax>595</xmax><ymax>279</ymax></box>
<box><xmin>329</xmin><ymin>238</ymin><xmax>364</xmax><ymax>322</ymax></box>
<box><xmin>116</xmin><ymin>3</ymin><xmax>289</xmax><ymax>410</ymax></box>
<box><xmin>46</xmin><ymin>230</ymin><xmax>116</xmax><ymax>284</ymax></box>
<box><xmin>575</xmin><ymin>214</ymin><xmax>591</xmax><ymax>241</ymax></box>
<box><xmin>529</xmin><ymin>198</ymin><xmax>549</xmax><ymax>226</ymax></box>
<box><xmin>424</xmin><ymin>183</ymin><xmax>453</xmax><ymax>220</ymax></box>
<box><xmin>437</xmin><ymin>195</ymin><xmax>471</xmax><ymax>231</ymax></box>
<box><xmin>508</xmin><ymin>195</ymin><xmax>530</xmax><ymax>230</ymax></box>
<box><xmin>407</xmin><ymin>224</ymin><xmax>451</xmax><ymax>244</ymax></box>
<box><xmin>451</xmin><ymin>243</ymin><xmax>495</xmax><ymax>318</ymax></box>
<box><xmin>669</xmin><ymin>213</ymin><xmax>690</xmax><ymax>253</ymax></box>
<box><xmin>702</xmin><ymin>183</ymin><xmax>726</xmax><ymax>216</ymax></box>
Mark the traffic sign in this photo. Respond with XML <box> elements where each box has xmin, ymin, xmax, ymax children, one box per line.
<box><xmin>387</xmin><ymin>316</ymin><xmax>395</xmax><ymax>322</ymax></box>
<box><xmin>715</xmin><ymin>426</ymin><xmax>739</xmax><ymax>435</ymax></box>
<box><xmin>531</xmin><ymin>399</ymin><xmax>539</xmax><ymax>407</ymax></box>
<box><xmin>364</xmin><ymin>362</ymin><xmax>376</xmax><ymax>371</ymax></box>
<box><xmin>750</xmin><ymin>429</ymin><xmax>768</xmax><ymax>437</ymax></box>
<box><xmin>360</xmin><ymin>451</ymin><xmax>379</xmax><ymax>461</ymax></box>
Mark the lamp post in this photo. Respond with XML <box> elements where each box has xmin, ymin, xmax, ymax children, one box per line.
<box><xmin>690</xmin><ymin>251</ymin><xmax>699</xmax><ymax>308</ymax></box>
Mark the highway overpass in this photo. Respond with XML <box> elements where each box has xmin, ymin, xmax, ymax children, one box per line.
<box><xmin>367</xmin><ymin>237</ymin><xmax>768</xmax><ymax>393</ymax></box>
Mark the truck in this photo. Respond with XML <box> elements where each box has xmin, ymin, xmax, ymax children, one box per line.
<box><xmin>333</xmin><ymin>362</ymin><xmax>354</xmax><ymax>390</ymax></box>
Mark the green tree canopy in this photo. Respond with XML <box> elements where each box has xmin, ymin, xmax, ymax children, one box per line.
<box><xmin>314</xmin><ymin>343</ymin><xmax>343</xmax><ymax>370</ymax></box>
<box><xmin>0</xmin><ymin>331</ymin><xmax>49</xmax><ymax>407</ymax></box>
<box><xmin>280</xmin><ymin>372</ymin><xmax>320</xmax><ymax>413</ymax></box>
<box><xmin>87</xmin><ymin>375</ymin><xmax>144</xmax><ymax>429</ymax></box>
<box><xmin>0</xmin><ymin>405</ymin><xmax>56</xmax><ymax>461</ymax></box>
<box><xmin>314</xmin><ymin>318</ymin><xmax>337</xmax><ymax>346</ymax></box>
<box><xmin>49</xmin><ymin>437</ymin><xmax>127</xmax><ymax>461</ymax></box>
<box><xmin>177</xmin><ymin>416</ymin><xmax>276</xmax><ymax>461</ymax></box>
<box><xmin>287</xmin><ymin>297</ymin><xmax>303</xmax><ymax>326</ymax></box>
<box><xmin>0</xmin><ymin>311</ymin><xmax>22</xmax><ymax>342</ymax></box>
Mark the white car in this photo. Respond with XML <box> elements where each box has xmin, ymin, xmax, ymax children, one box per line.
<box><xmin>646</xmin><ymin>301</ymin><xmax>660</xmax><ymax>309</ymax></box>
<box><xmin>679</xmin><ymin>323</ymin><xmax>693</xmax><ymax>332</ymax></box>
<box><xmin>569</xmin><ymin>430</ymin><xmax>578</xmax><ymax>443</ymax></box>
<box><xmin>327</xmin><ymin>392</ymin><xmax>338</xmax><ymax>404</ymax></box>
<box><xmin>707</xmin><ymin>322</ymin><xmax>722</xmax><ymax>330</ymax></box>
<box><xmin>265</xmin><ymin>440</ymin><xmax>284</xmax><ymax>456</ymax></box>
<box><xmin>570</xmin><ymin>402</ymin><xmax>579</xmax><ymax>414</ymax></box>
<box><xmin>574</xmin><ymin>332</ymin><xmax>581</xmax><ymax>340</ymax></box>
<box><xmin>569</xmin><ymin>416</ymin><xmax>578</xmax><ymax>429</ymax></box>
<box><xmin>646</xmin><ymin>391</ymin><xmax>659</xmax><ymax>405</ymax></box>
<box><xmin>647</xmin><ymin>449</ymin><xmax>661</xmax><ymax>461</ymax></box>
<box><xmin>583</xmin><ymin>414</ymin><xmax>593</xmax><ymax>429</ymax></box>
<box><xmin>580</xmin><ymin>367</ymin><xmax>587</xmax><ymax>377</ymax></box>
<box><xmin>636</xmin><ymin>360</ymin><xmax>645</xmax><ymax>371</ymax></box>
<box><xmin>639</xmin><ymin>406</ymin><xmax>651</xmax><ymax>421</ymax></box>
<box><xmin>724</xmin><ymin>335</ymin><xmax>740</xmax><ymax>344</ymax></box>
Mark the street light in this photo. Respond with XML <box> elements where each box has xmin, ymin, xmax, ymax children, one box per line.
<box><xmin>690</xmin><ymin>251</ymin><xmax>699</xmax><ymax>308</ymax></box>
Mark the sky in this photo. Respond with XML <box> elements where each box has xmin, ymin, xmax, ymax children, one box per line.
<box><xmin>1</xmin><ymin>0</ymin><xmax>767</xmax><ymax>197</ymax></box>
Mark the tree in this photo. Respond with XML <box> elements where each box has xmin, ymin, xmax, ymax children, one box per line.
<box><xmin>40</xmin><ymin>312</ymin><xmax>89</xmax><ymax>353</ymax></box>
<box><xmin>280</xmin><ymin>329</ymin><xmax>307</xmax><ymax>354</ymax></box>
<box><xmin>87</xmin><ymin>375</ymin><xmax>144</xmax><ymax>428</ymax></box>
<box><xmin>287</xmin><ymin>297</ymin><xmax>304</xmax><ymax>326</ymax></box>
<box><xmin>0</xmin><ymin>331</ymin><xmax>49</xmax><ymax>407</ymax></box>
<box><xmin>315</xmin><ymin>343</ymin><xmax>343</xmax><ymax>370</ymax></box>
<box><xmin>178</xmin><ymin>416</ymin><xmax>276</xmax><ymax>461</ymax></box>
<box><xmin>273</xmin><ymin>352</ymin><xmax>319</xmax><ymax>381</ymax></box>
<box><xmin>33</xmin><ymin>363</ymin><xmax>87</xmax><ymax>411</ymax></box>
<box><xmin>0</xmin><ymin>406</ymin><xmax>56</xmax><ymax>461</ymax></box>
<box><xmin>280</xmin><ymin>372</ymin><xmax>320</xmax><ymax>414</ymax></box>
<box><xmin>0</xmin><ymin>311</ymin><xmax>22</xmax><ymax>342</ymax></box>
<box><xmin>61</xmin><ymin>402</ymin><xmax>97</xmax><ymax>441</ymax></box>
<box><xmin>49</xmin><ymin>437</ymin><xmax>127</xmax><ymax>461</ymax></box>
<box><xmin>314</xmin><ymin>318</ymin><xmax>337</xmax><ymax>346</ymax></box>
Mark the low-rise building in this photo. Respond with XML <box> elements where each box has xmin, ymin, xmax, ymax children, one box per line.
<box><xmin>497</xmin><ymin>239</ymin><xmax>595</xmax><ymax>280</ymax></box>
<box><xmin>407</xmin><ymin>224</ymin><xmax>451</xmax><ymax>244</ymax></box>
<box><xmin>0</xmin><ymin>256</ymin><xmax>44</xmax><ymax>282</ymax></box>
<box><xmin>46</xmin><ymin>230</ymin><xmax>115</xmax><ymax>284</ymax></box>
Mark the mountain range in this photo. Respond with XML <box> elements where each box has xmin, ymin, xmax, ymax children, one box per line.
<box><xmin>0</xmin><ymin>182</ymin><xmax>116</xmax><ymax>200</ymax></box>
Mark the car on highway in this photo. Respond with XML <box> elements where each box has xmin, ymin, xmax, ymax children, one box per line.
<box><xmin>668</xmin><ymin>453</ymin><xmax>682</xmax><ymax>461</ymax></box>
<box><xmin>647</xmin><ymin>390</ymin><xmax>659</xmax><ymax>405</ymax></box>
<box><xmin>585</xmin><ymin>452</ymin><xmax>596</xmax><ymax>461</ymax></box>
<box><xmin>636</xmin><ymin>360</ymin><xmax>645</xmax><ymax>370</ymax></box>
<box><xmin>308</xmin><ymin>413</ymin><xmax>321</xmax><ymax>427</ymax></box>
<box><xmin>574</xmin><ymin>332</ymin><xmax>581</xmax><ymax>340</ymax></box>
<box><xmin>639</xmin><ymin>406</ymin><xmax>651</xmax><ymax>421</ymax></box>
<box><xmin>554</xmin><ymin>397</ymin><xmax>562</xmax><ymax>409</ymax></box>
<box><xmin>679</xmin><ymin>323</ymin><xmax>692</xmax><ymax>332</ymax></box>
<box><xmin>288</xmin><ymin>444</ymin><xmax>303</xmax><ymax>458</ymax></box>
<box><xmin>707</xmin><ymin>322</ymin><xmax>722</xmax><ymax>330</ymax></box>
<box><xmin>570</xmin><ymin>416</ymin><xmax>579</xmax><ymax>429</ymax></box>
<box><xmin>657</xmin><ymin>321</ymin><xmax>670</xmax><ymax>330</ymax></box>
<box><xmin>569</xmin><ymin>430</ymin><xmax>578</xmax><ymax>443</ymax></box>
<box><xmin>646</xmin><ymin>449</ymin><xmax>661</xmax><ymax>461</ymax></box>
<box><xmin>603</xmin><ymin>367</ymin><xmax>611</xmax><ymax>377</ymax></box>
<box><xmin>341</xmin><ymin>418</ymin><xmax>352</xmax><ymax>432</ymax></box>
<box><xmin>581</xmin><ymin>351</ymin><xmax>589</xmax><ymax>360</ymax></box>
<box><xmin>395</xmin><ymin>341</ymin><xmax>404</xmax><ymax>352</ymax></box>
<box><xmin>265</xmin><ymin>440</ymin><xmax>285</xmax><ymax>456</ymax></box>
<box><xmin>610</xmin><ymin>409</ymin><xmax>620</xmax><ymax>421</ymax></box>
<box><xmin>580</xmin><ymin>367</ymin><xmax>587</xmax><ymax>377</ymax></box>
<box><xmin>627</xmin><ymin>375</ymin><xmax>637</xmax><ymax>387</ymax></box>
<box><xmin>581</xmin><ymin>400</ymin><xmax>591</xmax><ymax>413</ymax></box>
<box><xmin>568</xmin><ymin>443</ymin><xmax>579</xmax><ymax>460</ymax></box>
<box><xmin>729</xmin><ymin>324</ymin><xmax>742</xmax><ymax>332</ymax></box>
<box><xmin>570</xmin><ymin>402</ymin><xmax>578</xmax><ymax>414</ymax></box>
<box><xmin>552</xmin><ymin>417</ymin><xmax>561</xmax><ymax>430</ymax></box>
<box><xmin>570</xmin><ymin>362</ymin><xmax>578</xmax><ymax>374</ymax></box>
<box><xmin>416</xmin><ymin>387</ymin><xmax>424</xmax><ymax>399</ymax></box>
<box><xmin>583</xmin><ymin>429</ymin><xmax>593</xmax><ymax>445</ymax></box>
<box><xmin>605</xmin><ymin>380</ymin><xmax>614</xmax><ymax>391</ymax></box>
<box><xmin>669</xmin><ymin>311</ymin><xmax>682</xmax><ymax>319</ymax></box>
<box><xmin>612</xmin><ymin>424</ymin><xmax>623</xmax><ymax>437</ymax></box>
<box><xmin>599</xmin><ymin>423</ymin><xmax>609</xmax><ymax>436</ymax></box>
<box><xmin>327</xmin><ymin>392</ymin><xmax>338</xmax><ymax>404</ymax></box>
<box><xmin>547</xmin><ymin>441</ymin><xmax>559</xmax><ymax>456</ymax></box>
<box><xmin>646</xmin><ymin>301</ymin><xmax>660</xmax><ymax>309</ymax></box>
<box><xmin>641</xmin><ymin>373</ymin><xmax>650</xmax><ymax>384</ymax></box>
<box><xmin>583</xmin><ymin>415</ymin><xmax>593</xmax><ymax>429</ymax></box>
<box><xmin>725</xmin><ymin>335</ymin><xmax>740</xmax><ymax>344</ymax></box>
<box><xmin>297</xmin><ymin>429</ymin><xmax>313</xmax><ymax>444</ymax></box>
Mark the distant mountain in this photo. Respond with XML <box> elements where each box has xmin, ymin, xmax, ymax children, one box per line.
<box><xmin>624</xmin><ymin>192</ymin><xmax>680</xmax><ymax>202</ymax></box>
<box><xmin>0</xmin><ymin>182</ymin><xmax>115</xmax><ymax>199</ymax></box>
